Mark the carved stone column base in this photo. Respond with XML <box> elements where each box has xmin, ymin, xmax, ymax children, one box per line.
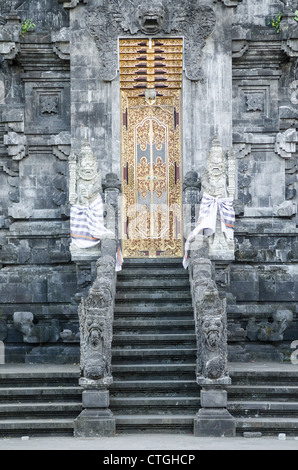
<box><xmin>194</xmin><ymin>387</ymin><xmax>236</xmax><ymax>437</ymax></box>
<box><xmin>74</xmin><ymin>389</ymin><xmax>115</xmax><ymax>437</ymax></box>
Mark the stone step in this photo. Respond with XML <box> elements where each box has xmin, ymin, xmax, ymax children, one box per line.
<box><xmin>117</xmin><ymin>268</ymin><xmax>188</xmax><ymax>278</ymax></box>
<box><xmin>117</xmin><ymin>277</ymin><xmax>190</xmax><ymax>287</ymax></box>
<box><xmin>115</xmin><ymin>414</ymin><xmax>194</xmax><ymax>434</ymax></box>
<box><xmin>228</xmin><ymin>385</ymin><xmax>298</xmax><ymax>402</ymax></box>
<box><xmin>112</xmin><ymin>349</ymin><xmax>197</xmax><ymax>365</ymax></box>
<box><xmin>113</xmin><ymin>319</ymin><xmax>195</xmax><ymax>334</ymax></box>
<box><xmin>114</xmin><ymin>305</ymin><xmax>193</xmax><ymax>319</ymax></box>
<box><xmin>0</xmin><ymin>418</ymin><xmax>74</xmax><ymax>437</ymax></box>
<box><xmin>0</xmin><ymin>386</ymin><xmax>82</xmax><ymax>402</ymax></box>
<box><xmin>229</xmin><ymin>401</ymin><xmax>298</xmax><ymax>417</ymax></box>
<box><xmin>112</xmin><ymin>333</ymin><xmax>196</xmax><ymax>348</ymax></box>
<box><xmin>112</xmin><ymin>363</ymin><xmax>196</xmax><ymax>381</ymax></box>
<box><xmin>122</xmin><ymin>258</ymin><xmax>185</xmax><ymax>267</ymax></box>
<box><xmin>229</xmin><ymin>368</ymin><xmax>298</xmax><ymax>386</ymax></box>
<box><xmin>110</xmin><ymin>380</ymin><xmax>199</xmax><ymax>397</ymax></box>
<box><xmin>0</xmin><ymin>371</ymin><xmax>79</xmax><ymax>389</ymax></box>
<box><xmin>115</xmin><ymin>290</ymin><xmax>192</xmax><ymax>301</ymax></box>
<box><xmin>110</xmin><ymin>397</ymin><xmax>200</xmax><ymax>415</ymax></box>
<box><xmin>0</xmin><ymin>402</ymin><xmax>81</xmax><ymax>419</ymax></box>
<box><xmin>235</xmin><ymin>417</ymin><xmax>298</xmax><ymax>436</ymax></box>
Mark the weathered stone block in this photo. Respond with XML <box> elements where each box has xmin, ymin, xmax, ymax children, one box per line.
<box><xmin>82</xmin><ymin>389</ymin><xmax>109</xmax><ymax>409</ymax></box>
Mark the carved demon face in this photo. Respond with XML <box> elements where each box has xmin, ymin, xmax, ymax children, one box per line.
<box><xmin>86</xmin><ymin>316</ymin><xmax>104</xmax><ymax>351</ymax></box>
<box><xmin>202</xmin><ymin>315</ymin><xmax>223</xmax><ymax>350</ymax></box>
<box><xmin>137</xmin><ymin>1</ymin><xmax>165</xmax><ymax>34</ymax></box>
<box><xmin>78</xmin><ymin>157</ymin><xmax>97</xmax><ymax>181</ymax></box>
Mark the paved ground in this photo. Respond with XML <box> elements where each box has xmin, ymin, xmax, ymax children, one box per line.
<box><xmin>0</xmin><ymin>433</ymin><xmax>298</xmax><ymax>451</ymax></box>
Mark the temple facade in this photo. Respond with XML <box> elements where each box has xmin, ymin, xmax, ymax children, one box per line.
<box><xmin>0</xmin><ymin>0</ymin><xmax>297</xmax><ymax>377</ymax></box>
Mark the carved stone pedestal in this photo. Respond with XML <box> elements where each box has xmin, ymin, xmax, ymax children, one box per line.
<box><xmin>194</xmin><ymin>385</ymin><xmax>235</xmax><ymax>437</ymax></box>
<box><xmin>74</xmin><ymin>379</ymin><xmax>115</xmax><ymax>437</ymax></box>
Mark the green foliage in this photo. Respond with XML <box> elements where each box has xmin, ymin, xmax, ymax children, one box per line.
<box><xmin>21</xmin><ymin>19</ymin><xmax>36</xmax><ymax>36</ymax></box>
<box><xmin>267</xmin><ymin>12</ymin><xmax>282</xmax><ymax>33</ymax></box>
<box><xmin>295</xmin><ymin>10</ymin><xmax>298</xmax><ymax>22</ymax></box>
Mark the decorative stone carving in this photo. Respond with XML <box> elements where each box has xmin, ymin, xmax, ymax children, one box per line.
<box><xmin>85</xmin><ymin>0</ymin><xmax>216</xmax><ymax>81</ymax></box>
<box><xmin>74</xmin><ymin>252</ymin><xmax>116</xmax><ymax>437</ymax></box>
<box><xmin>40</xmin><ymin>94</ymin><xmax>59</xmax><ymax>115</ymax></box>
<box><xmin>275</xmin><ymin>128</ymin><xmax>298</xmax><ymax>159</ymax></box>
<box><xmin>189</xmin><ymin>246</ymin><xmax>235</xmax><ymax>437</ymax></box>
<box><xmin>50</xmin><ymin>131</ymin><xmax>71</xmax><ymax>161</ymax></box>
<box><xmin>246</xmin><ymin>93</ymin><xmax>264</xmax><ymax>112</ymax></box>
<box><xmin>79</xmin><ymin>256</ymin><xmax>115</xmax><ymax>384</ymax></box>
<box><xmin>69</xmin><ymin>139</ymin><xmax>103</xmax><ymax>259</ymax></box>
<box><xmin>0</xmin><ymin>13</ymin><xmax>21</xmax><ymax>60</ymax></box>
<box><xmin>78</xmin><ymin>254</ymin><xmax>115</xmax><ymax>383</ymax></box>
<box><xmin>51</xmin><ymin>27</ymin><xmax>70</xmax><ymax>60</ymax></box>
<box><xmin>59</xmin><ymin>0</ymin><xmax>88</xmax><ymax>8</ymax></box>
<box><xmin>69</xmin><ymin>139</ymin><xmax>101</xmax><ymax>206</ymax></box>
<box><xmin>247</xmin><ymin>310</ymin><xmax>293</xmax><ymax>342</ymax></box>
<box><xmin>201</xmin><ymin>136</ymin><xmax>235</xmax><ymax>260</ymax></box>
<box><xmin>195</xmin><ymin>281</ymin><xmax>230</xmax><ymax>383</ymax></box>
<box><xmin>4</xmin><ymin>131</ymin><xmax>27</xmax><ymax>161</ymax></box>
<box><xmin>13</xmin><ymin>311</ymin><xmax>60</xmax><ymax>343</ymax></box>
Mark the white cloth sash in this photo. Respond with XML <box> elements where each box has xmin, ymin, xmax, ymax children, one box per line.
<box><xmin>70</xmin><ymin>195</ymin><xmax>123</xmax><ymax>271</ymax></box>
<box><xmin>182</xmin><ymin>192</ymin><xmax>235</xmax><ymax>269</ymax></box>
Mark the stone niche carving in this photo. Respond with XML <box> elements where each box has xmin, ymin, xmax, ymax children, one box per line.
<box><xmin>85</xmin><ymin>0</ymin><xmax>216</xmax><ymax>81</ymax></box>
<box><xmin>78</xmin><ymin>254</ymin><xmax>115</xmax><ymax>384</ymax></box>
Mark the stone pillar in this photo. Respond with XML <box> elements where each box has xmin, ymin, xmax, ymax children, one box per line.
<box><xmin>74</xmin><ymin>251</ymin><xmax>116</xmax><ymax>437</ymax></box>
<box><xmin>74</xmin><ymin>380</ymin><xmax>115</xmax><ymax>438</ymax></box>
<box><xmin>194</xmin><ymin>385</ymin><xmax>235</xmax><ymax>437</ymax></box>
<box><xmin>102</xmin><ymin>172</ymin><xmax>121</xmax><ymax>239</ymax></box>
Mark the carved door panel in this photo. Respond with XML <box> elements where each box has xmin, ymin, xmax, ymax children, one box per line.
<box><xmin>120</xmin><ymin>39</ymin><xmax>183</xmax><ymax>258</ymax></box>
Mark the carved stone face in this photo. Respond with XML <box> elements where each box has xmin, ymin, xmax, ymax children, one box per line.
<box><xmin>208</xmin><ymin>139</ymin><xmax>225</xmax><ymax>177</ymax></box>
<box><xmin>137</xmin><ymin>1</ymin><xmax>165</xmax><ymax>34</ymax></box>
<box><xmin>86</xmin><ymin>316</ymin><xmax>104</xmax><ymax>351</ymax></box>
<box><xmin>78</xmin><ymin>157</ymin><xmax>97</xmax><ymax>181</ymax></box>
<box><xmin>202</xmin><ymin>315</ymin><xmax>223</xmax><ymax>349</ymax></box>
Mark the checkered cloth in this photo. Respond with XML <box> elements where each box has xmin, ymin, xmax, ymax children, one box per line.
<box><xmin>183</xmin><ymin>192</ymin><xmax>235</xmax><ymax>269</ymax></box>
<box><xmin>70</xmin><ymin>195</ymin><xmax>123</xmax><ymax>271</ymax></box>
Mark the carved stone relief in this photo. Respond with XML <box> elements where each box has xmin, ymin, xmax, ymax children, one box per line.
<box><xmin>189</xmin><ymin>250</ymin><xmax>231</xmax><ymax>384</ymax></box>
<box><xmin>201</xmin><ymin>136</ymin><xmax>235</xmax><ymax>259</ymax></box>
<box><xmin>78</xmin><ymin>254</ymin><xmax>115</xmax><ymax>384</ymax></box>
<box><xmin>85</xmin><ymin>0</ymin><xmax>216</xmax><ymax>81</ymax></box>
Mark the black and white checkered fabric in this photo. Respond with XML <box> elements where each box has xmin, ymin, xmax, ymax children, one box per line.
<box><xmin>183</xmin><ymin>192</ymin><xmax>235</xmax><ymax>268</ymax></box>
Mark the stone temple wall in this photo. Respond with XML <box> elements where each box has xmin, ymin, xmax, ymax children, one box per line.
<box><xmin>0</xmin><ymin>0</ymin><xmax>297</xmax><ymax>363</ymax></box>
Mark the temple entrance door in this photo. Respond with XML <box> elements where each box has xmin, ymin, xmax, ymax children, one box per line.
<box><xmin>120</xmin><ymin>38</ymin><xmax>183</xmax><ymax>258</ymax></box>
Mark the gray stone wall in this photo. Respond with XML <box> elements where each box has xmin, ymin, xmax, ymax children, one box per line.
<box><xmin>0</xmin><ymin>0</ymin><xmax>297</xmax><ymax>363</ymax></box>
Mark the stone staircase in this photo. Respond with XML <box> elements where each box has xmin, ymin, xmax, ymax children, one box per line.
<box><xmin>228</xmin><ymin>364</ymin><xmax>298</xmax><ymax>436</ymax></box>
<box><xmin>0</xmin><ymin>258</ymin><xmax>297</xmax><ymax>437</ymax></box>
<box><xmin>0</xmin><ymin>365</ymin><xmax>81</xmax><ymax>437</ymax></box>
<box><xmin>110</xmin><ymin>258</ymin><xmax>198</xmax><ymax>433</ymax></box>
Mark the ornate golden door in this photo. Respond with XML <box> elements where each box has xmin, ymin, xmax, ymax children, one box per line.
<box><xmin>120</xmin><ymin>38</ymin><xmax>183</xmax><ymax>258</ymax></box>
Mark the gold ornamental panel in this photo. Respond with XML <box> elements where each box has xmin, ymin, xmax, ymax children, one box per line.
<box><xmin>120</xmin><ymin>38</ymin><xmax>183</xmax><ymax>258</ymax></box>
